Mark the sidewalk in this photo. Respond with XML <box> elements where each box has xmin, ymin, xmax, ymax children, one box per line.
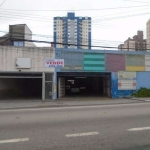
<box><xmin>0</xmin><ymin>98</ymin><xmax>146</xmax><ymax>110</ymax></box>
<box><xmin>130</xmin><ymin>97</ymin><xmax>150</xmax><ymax>101</ymax></box>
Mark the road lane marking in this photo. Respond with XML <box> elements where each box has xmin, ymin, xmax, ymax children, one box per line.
<box><xmin>127</xmin><ymin>127</ymin><xmax>150</xmax><ymax>131</ymax></box>
<box><xmin>0</xmin><ymin>138</ymin><xmax>29</xmax><ymax>144</ymax></box>
<box><xmin>66</xmin><ymin>132</ymin><xmax>99</xmax><ymax>137</ymax></box>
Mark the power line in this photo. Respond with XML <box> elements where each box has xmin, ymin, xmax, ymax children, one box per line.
<box><xmin>0</xmin><ymin>5</ymin><xmax>149</xmax><ymax>11</ymax></box>
<box><xmin>0</xmin><ymin>6</ymin><xmax>148</xmax><ymax>24</ymax></box>
<box><xmin>0</xmin><ymin>11</ymin><xmax>54</xmax><ymax>21</ymax></box>
<box><xmin>0</xmin><ymin>6</ymin><xmax>149</xmax><ymax>25</ymax></box>
<box><xmin>7</xmin><ymin>38</ymin><xmax>150</xmax><ymax>49</ymax></box>
<box><xmin>92</xmin><ymin>11</ymin><xmax>150</xmax><ymax>22</ymax></box>
<box><xmin>0</xmin><ymin>0</ymin><xmax>6</xmax><ymax>7</ymax></box>
<box><xmin>123</xmin><ymin>0</ymin><xmax>150</xmax><ymax>4</ymax></box>
<box><xmin>0</xmin><ymin>30</ymin><xmax>124</xmax><ymax>45</ymax></box>
<box><xmin>1</xmin><ymin>37</ymin><xmax>150</xmax><ymax>53</ymax></box>
<box><xmin>0</xmin><ymin>10</ymin><xmax>150</xmax><ymax>24</ymax></box>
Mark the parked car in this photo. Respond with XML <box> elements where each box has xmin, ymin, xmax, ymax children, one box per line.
<box><xmin>70</xmin><ymin>86</ymin><xmax>80</xmax><ymax>93</ymax></box>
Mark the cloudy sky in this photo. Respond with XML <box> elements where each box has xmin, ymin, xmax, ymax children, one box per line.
<box><xmin>0</xmin><ymin>0</ymin><xmax>150</xmax><ymax>49</ymax></box>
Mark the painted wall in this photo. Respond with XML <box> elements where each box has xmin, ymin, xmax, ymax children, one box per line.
<box><xmin>126</xmin><ymin>54</ymin><xmax>145</xmax><ymax>71</ymax></box>
<box><xmin>106</xmin><ymin>54</ymin><xmax>125</xmax><ymax>72</ymax></box>
<box><xmin>56</xmin><ymin>49</ymin><xmax>150</xmax><ymax>72</ymax></box>
<box><xmin>60</xmin><ymin>51</ymin><xmax>84</xmax><ymax>71</ymax></box>
<box><xmin>111</xmin><ymin>72</ymin><xmax>136</xmax><ymax>98</ymax></box>
<box><xmin>111</xmin><ymin>72</ymin><xmax>150</xmax><ymax>98</ymax></box>
<box><xmin>55</xmin><ymin>49</ymin><xmax>150</xmax><ymax>98</ymax></box>
<box><xmin>136</xmin><ymin>72</ymin><xmax>150</xmax><ymax>89</ymax></box>
<box><xmin>84</xmin><ymin>53</ymin><xmax>105</xmax><ymax>71</ymax></box>
<box><xmin>0</xmin><ymin>46</ymin><xmax>54</xmax><ymax>72</ymax></box>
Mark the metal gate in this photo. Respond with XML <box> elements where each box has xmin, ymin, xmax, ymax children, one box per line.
<box><xmin>45</xmin><ymin>73</ymin><xmax>53</xmax><ymax>99</ymax></box>
<box><xmin>58</xmin><ymin>77</ymin><xmax>65</xmax><ymax>98</ymax></box>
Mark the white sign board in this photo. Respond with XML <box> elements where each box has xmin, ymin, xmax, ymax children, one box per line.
<box><xmin>118</xmin><ymin>80</ymin><xmax>136</xmax><ymax>90</ymax></box>
<box><xmin>45</xmin><ymin>59</ymin><xmax>64</xmax><ymax>68</ymax></box>
<box><xmin>118</xmin><ymin>71</ymin><xmax>136</xmax><ymax>79</ymax></box>
<box><xmin>16</xmin><ymin>58</ymin><xmax>31</xmax><ymax>69</ymax></box>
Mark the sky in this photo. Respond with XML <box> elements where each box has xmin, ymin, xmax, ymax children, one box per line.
<box><xmin>0</xmin><ymin>0</ymin><xmax>150</xmax><ymax>49</ymax></box>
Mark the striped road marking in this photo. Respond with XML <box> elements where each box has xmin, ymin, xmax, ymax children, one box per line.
<box><xmin>0</xmin><ymin>138</ymin><xmax>29</xmax><ymax>144</ymax></box>
<box><xmin>127</xmin><ymin>127</ymin><xmax>150</xmax><ymax>131</ymax></box>
<box><xmin>66</xmin><ymin>132</ymin><xmax>99</xmax><ymax>137</ymax></box>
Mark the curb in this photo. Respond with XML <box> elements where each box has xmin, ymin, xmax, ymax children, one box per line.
<box><xmin>0</xmin><ymin>100</ymin><xmax>147</xmax><ymax>110</ymax></box>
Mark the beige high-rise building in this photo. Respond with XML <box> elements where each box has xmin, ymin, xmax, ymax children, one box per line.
<box><xmin>118</xmin><ymin>31</ymin><xmax>146</xmax><ymax>51</ymax></box>
<box><xmin>146</xmin><ymin>19</ymin><xmax>150</xmax><ymax>51</ymax></box>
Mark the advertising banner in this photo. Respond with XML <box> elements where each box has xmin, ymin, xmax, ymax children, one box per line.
<box><xmin>45</xmin><ymin>59</ymin><xmax>64</xmax><ymax>68</ymax></box>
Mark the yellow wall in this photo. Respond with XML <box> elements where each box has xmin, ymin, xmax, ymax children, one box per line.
<box><xmin>126</xmin><ymin>66</ymin><xmax>145</xmax><ymax>71</ymax></box>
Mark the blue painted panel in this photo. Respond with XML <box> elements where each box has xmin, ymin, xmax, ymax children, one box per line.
<box><xmin>136</xmin><ymin>72</ymin><xmax>150</xmax><ymax>89</ymax></box>
<box><xmin>111</xmin><ymin>72</ymin><xmax>136</xmax><ymax>98</ymax></box>
<box><xmin>111</xmin><ymin>72</ymin><xmax>118</xmax><ymax>98</ymax></box>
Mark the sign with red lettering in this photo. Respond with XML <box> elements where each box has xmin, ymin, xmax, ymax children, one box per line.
<box><xmin>45</xmin><ymin>59</ymin><xmax>64</xmax><ymax>68</ymax></box>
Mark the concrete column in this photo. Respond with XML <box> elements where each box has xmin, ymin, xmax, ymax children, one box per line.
<box><xmin>53</xmin><ymin>69</ymin><xmax>57</xmax><ymax>100</ymax></box>
<box><xmin>42</xmin><ymin>72</ymin><xmax>45</xmax><ymax>100</ymax></box>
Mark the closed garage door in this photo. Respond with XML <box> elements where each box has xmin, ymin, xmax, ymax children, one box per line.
<box><xmin>0</xmin><ymin>72</ymin><xmax>42</xmax><ymax>100</ymax></box>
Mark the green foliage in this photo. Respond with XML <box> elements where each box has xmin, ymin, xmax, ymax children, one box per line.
<box><xmin>132</xmin><ymin>88</ymin><xmax>150</xmax><ymax>97</ymax></box>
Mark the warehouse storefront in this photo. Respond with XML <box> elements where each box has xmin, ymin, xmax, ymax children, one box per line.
<box><xmin>0</xmin><ymin>46</ymin><xmax>54</xmax><ymax>101</ymax></box>
<box><xmin>0</xmin><ymin>72</ymin><xmax>42</xmax><ymax>100</ymax></box>
<box><xmin>55</xmin><ymin>49</ymin><xmax>150</xmax><ymax>100</ymax></box>
<box><xmin>2</xmin><ymin>45</ymin><xmax>150</xmax><ymax>101</ymax></box>
<box><xmin>57</xmin><ymin>72</ymin><xmax>111</xmax><ymax>98</ymax></box>
<box><xmin>0</xmin><ymin>72</ymin><xmax>53</xmax><ymax>100</ymax></box>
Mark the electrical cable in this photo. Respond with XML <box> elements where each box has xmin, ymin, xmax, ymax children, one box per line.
<box><xmin>123</xmin><ymin>0</ymin><xmax>150</xmax><ymax>4</ymax></box>
<box><xmin>0</xmin><ymin>5</ymin><xmax>149</xmax><ymax>11</ymax></box>
<box><xmin>0</xmin><ymin>0</ymin><xmax>6</xmax><ymax>7</ymax></box>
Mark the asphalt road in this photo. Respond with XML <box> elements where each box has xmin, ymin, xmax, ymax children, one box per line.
<box><xmin>0</xmin><ymin>102</ymin><xmax>150</xmax><ymax>150</ymax></box>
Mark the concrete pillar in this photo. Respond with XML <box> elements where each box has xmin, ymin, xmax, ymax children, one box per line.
<box><xmin>53</xmin><ymin>69</ymin><xmax>57</xmax><ymax>100</ymax></box>
<box><xmin>42</xmin><ymin>72</ymin><xmax>45</xmax><ymax>100</ymax></box>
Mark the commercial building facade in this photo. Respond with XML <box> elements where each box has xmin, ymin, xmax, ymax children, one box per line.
<box><xmin>0</xmin><ymin>46</ymin><xmax>54</xmax><ymax>100</ymax></box>
<box><xmin>1</xmin><ymin>45</ymin><xmax>150</xmax><ymax>100</ymax></box>
<box><xmin>54</xmin><ymin>48</ymin><xmax>150</xmax><ymax>99</ymax></box>
<box><xmin>53</xmin><ymin>12</ymin><xmax>91</xmax><ymax>49</ymax></box>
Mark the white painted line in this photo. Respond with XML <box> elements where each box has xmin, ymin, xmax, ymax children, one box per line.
<box><xmin>128</xmin><ymin>127</ymin><xmax>150</xmax><ymax>131</ymax></box>
<box><xmin>66</xmin><ymin>132</ymin><xmax>99</xmax><ymax>137</ymax></box>
<box><xmin>0</xmin><ymin>138</ymin><xmax>29</xmax><ymax>144</ymax></box>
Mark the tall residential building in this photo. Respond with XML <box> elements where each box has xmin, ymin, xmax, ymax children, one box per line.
<box><xmin>53</xmin><ymin>12</ymin><xmax>91</xmax><ymax>49</ymax></box>
<box><xmin>146</xmin><ymin>19</ymin><xmax>150</xmax><ymax>51</ymax></box>
<box><xmin>118</xmin><ymin>31</ymin><xmax>146</xmax><ymax>51</ymax></box>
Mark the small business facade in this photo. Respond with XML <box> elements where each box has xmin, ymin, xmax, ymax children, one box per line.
<box><xmin>54</xmin><ymin>48</ymin><xmax>150</xmax><ymax>99</ymax></box>
<box><xmin>1</xmin><ymin>45</ymin><xmax>150</xmax><ymax>100</ymax></box>
<box><xmin>0</xmin><ymin>46</ymin><xmax>54</xmax><ymax>100</ymax></box>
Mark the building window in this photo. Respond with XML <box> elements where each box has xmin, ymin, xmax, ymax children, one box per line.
<box><xmin>14</xmin><ymin>41</ymin><xmax>24</xmax><ymax>46</ymax></box>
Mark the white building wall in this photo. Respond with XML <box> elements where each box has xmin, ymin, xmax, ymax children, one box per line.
<box><xmin>0</xmin><ymin>46</ymin><xmax>54</xmax><ymax>72</ymax></box>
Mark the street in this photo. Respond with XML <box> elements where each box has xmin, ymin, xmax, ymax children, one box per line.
<box><xmin>0</xmin><ymin>102</ymin><xmax>150</xmax><ymax>150</ymax></box>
